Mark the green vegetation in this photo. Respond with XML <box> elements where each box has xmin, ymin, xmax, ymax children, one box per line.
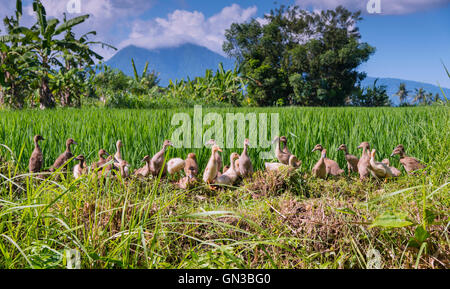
<box><xmin>0</xmin><ymin>106</ymin><xmax>448</xmax><ymax>268</ymax></box>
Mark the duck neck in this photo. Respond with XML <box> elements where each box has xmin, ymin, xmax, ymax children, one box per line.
<box><xmin>34</xmin><ymin>139</ymin><xmax>40</xmax><ymax>150</ymax></box>
<box><xmin>66</xmin><ymin>143</ymin><xmax>72</xmax><ymax>153</ymax></box>
<box><xmin>243</xmin><ymin>144</ymin><xmax>248</xmax><ymax>155</ymax></box>
<box><xmin>230</xmin><ymin>156</ymin><xmax>236</xmax><ymax>171</ymax></box>
<box><xmin>343</xmin><ymin>147</ymin><xmax>349</xmax><ymax>155</ymax></box>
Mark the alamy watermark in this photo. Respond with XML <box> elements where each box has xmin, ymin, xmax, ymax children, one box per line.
<box><xmin>170</xmin><ymin>105</ymin><xmax>279</xmax><ymax>160</ymax></box>
<box><xmin>66</xmin><ymin>0</ymin><xmax>81</xmax><ymax>14</ymax></box>
<box><xmin>66</xmin><ymin>249</ymin><xmax>81</xmax><ymax>269</ymax></box>
<box><xmin>367</xmin><ymin>0</ymin><xmax>382</xmax><ymax>14</ymax></box>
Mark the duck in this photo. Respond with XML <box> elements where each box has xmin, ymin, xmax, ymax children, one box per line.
<box><xmin>216</xmin><ymin>152</ymin><xmax>240</xmax><ymax>186</ymax></box>
<box><xmin>273</xmin><ymin>136</ymin><xmax>291</xmax><ymax>164</ymax></box>
<box><xmin>29</xmin><ymin>135</ymin><xmax>45</xmax><ymax>173</ymax></box>
<box><xmin>150</xmin><ymin>140</ymin><xmax>173</xmax><ymax>177</ymax></box>
<box><xmin>203</xmin><ymin>144</ymin><xmax>222</xmax><ymax>186</ymax></box>
<box><xmin>113</xmin><ymin>140</ymin><xmax>130</xmax><ymax>177</ymax></box>
<box><xmin>337</xmin><ymin>144</ymin><xmax>359</xmax><ymax>175</ymax></box>
<box><xmin>73</xmin><ymin>155</ymin><xmax>87</xmax><ymax>179</ymax></box>
<box><xmin>238</xmin><ymin>138</ymin><xmax>253</xmax><ymax>178</ymax></box>
<box><xmin>118</xmin><ymin>160</ymin><xmax>129</xmax><ymax>179</ymax></box>
<box><xmin>357</xmin><ymin>142</ymin><xmax>371</xmax><ymax>180</ymax></box>
<box><xmin>184</xmin><ymin>153</ymin><xmax>198</xmax><ymax>176</ymax></box>
<box><xmin>178</xmin><ymin>166</ymin><xmax>198</xmax><ymax>189</ymax></box>
<box><xmin>134</xmin><ymin>155</ymin><xmax>151</xmax><ymax>177</ymax></box>
<box><xmin>382</xmin><ymin>159</ymin><xmax>402</xmax><ymax>177</ymax></box>
<box><xmin>312</xmin><ymin>149</ymin><xmax>327</xmax><ymax>179</ymax></box>
<box><xmin>312</xmin><ymin>144</ymin><xmax>344</xmax><ymax>176</ymax></box>
<box><xmin>167</xmin><ymin>158</ymin><xmax>185</xmax><ymax>175</ymax></box>
<box><xmin>280</xmin><ymin>136</ymin><xmax>292</xmax><ymax>155</ymax></box>
<box><xmin>206</xmin><ymin>139</ymin><xmax>223</xmax><ymax>175</ymax></box>
<box><xmin>390</xmin><ymin>144</ymin><xmax>425</xmax><ymax>174</ymax></box>
<box><xmin>265</xmin><ymin>154</ymin><xmax>300</xmax><ymax>172</ymax></box>
<box><xmin>368</xmin><ymin>149</ymin><xmax>396</xmax><ymax>179</ymax></box>
<box><xmin>50</xmin><ymin>138</ymin><xmax>77</xmax><ymax>172</ymax></box>
<box><xmin>91</xmin><ymin>149</ymin><xmax>110</xmax><ymax>170</ymax></box>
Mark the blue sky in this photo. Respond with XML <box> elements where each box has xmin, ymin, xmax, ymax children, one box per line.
<box><xmin>1</xmin><ymin>0</ymin><xmax>449</xmax><ymax>87</ymax></box>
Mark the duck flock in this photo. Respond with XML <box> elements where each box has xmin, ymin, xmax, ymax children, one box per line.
<box><xmin>26</xmin><ymin>134</ymin><xmax>426</xmax><ymax>188</ymax></box>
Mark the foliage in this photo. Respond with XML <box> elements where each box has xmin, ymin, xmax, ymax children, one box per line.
<box><xmin>349</xmin><ymin>79</ymin><xmax>391</xmax><ymax>107</ymax></box>
<box><xmin>223</xmin><ymin>5</ymin><xmax>375</xmax><ymax>106</ymax></box>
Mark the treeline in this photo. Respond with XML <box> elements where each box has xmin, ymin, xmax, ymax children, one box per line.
<box><xmin>0</xmin><ymin>1</ymin><xmax>447</xmax><ymax>109</ymax></box>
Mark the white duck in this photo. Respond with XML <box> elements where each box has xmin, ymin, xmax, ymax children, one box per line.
<box><xmin>216</xmin><ymin>153</ymin><xmax>240</xmax><ymax>186</ymax></box>
<box><xmin>265</xmin><ymin>154</ymin><xmax>300</xmax><ymax>172</ymax></box>
<box><xmin>73</xmin><ymin>155</ymin><xmax>87</xmax><ymax>179</ymax></box>
<box><xmin>203</xmin><ymin>145</ymin><xmax>222</xmax><ymax>186</ymax></box>
<box><xmin>167</xmin><ymin>158</ymin><xmax>185</xmax><ymax>175</ymax></box>
<box><xmin>369</xmin><ymin>149</ymin><xmax>396</xmax><ymax>179</ymax></box>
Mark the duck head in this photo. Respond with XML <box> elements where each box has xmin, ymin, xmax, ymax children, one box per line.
<box><xmin>116</xmin><ymin>140</ymin><xmax>123</xmax><ymax>149</ymax></box>
<box><xmin>34</xmin><ymin>135</ymin><xmax>45</xmax><ymax>143</ymax></box>
<box><xmin>390</xmin><ymin>145</ymin><xmax>405</xmax><ymax>157</ymax></box>
<box><xmin>212</xmin><ymin>145</ymin><xmax>222</xmax><ymax>153</ymax></box>
<box><xmin>163</xmin><ymin>140</ymin><xmax>173</xmax><ymax>149</ymax></box>
<box><xmin>337</xmin><ymin>144</ymin><xmax>347</xmax><ymax>151</ymax></box>
<box><xmin>75</xmin><ymin>155</ymin><xmax>85</xmax><ymax>162</ymax></box>
<box><xmin>98</xmin><ymin>149</ymin><xmax>109</xmax><ymax>158</ymax></box>
<box><xmin>141</xmin><ymin>155</ymin><xmax>151</xmax><ymax>163</ymax></box>
<box><xmin>67</xmin><ymin>138</ymin><xmax>78</xmax><ymax>146</ymax></box>
<box><xmin>244</xmin><ymin>138</ymin><xmax>250</xmax><ymax>147</ymax></box>
<box><xmin>312</xmin><ymin>144</ymin><xmax>324</xmax><ymax>152</ymax></box>
<box><xmin>187</xmin><ymin>153</ymin><xmax>196</xmax><ymax>160</ymax></box>
<box><xmin>357</xmin><ymin>142</ymin><xmax>370</xmax><ymax>150</ymax></box>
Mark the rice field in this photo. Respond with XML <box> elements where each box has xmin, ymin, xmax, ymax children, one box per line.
<box><xmin>0</xmin><ymin>106</ymin><xmax>448</xmax><ymax>171</ymax></box>
<box><xmin>0</xmin><ymin>106</ymin><xmax>449</xmax><ymax>269</ymax></box>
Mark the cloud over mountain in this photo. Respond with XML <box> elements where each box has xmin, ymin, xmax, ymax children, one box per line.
<box><xmin>119</xmin><ymin>4</ymin><xmax>258</xmax><ymax>55</ymax></box>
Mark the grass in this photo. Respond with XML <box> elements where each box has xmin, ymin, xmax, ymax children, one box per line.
<box><xmin>0</xmin><ymin>106</ymin><xmax>448</xmax><ymax>269</ymax></box>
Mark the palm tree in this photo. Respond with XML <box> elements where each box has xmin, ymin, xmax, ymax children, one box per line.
<box><xmin>413</xmin><ymin>88</ymin><xmax>432</xmax><ymax>105</ymax></box>
<box><xmin>395</xmin><ymin>82</ymin><xmax>409</xmax><ymax>105</ymax></box>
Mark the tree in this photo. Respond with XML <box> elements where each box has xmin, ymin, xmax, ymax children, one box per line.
<box><xmin>2</xmin><ymin>0</ymin><xmax>114</xmax><ymax>108</ymax></box>
<box><xmin>350</xmin><ymin>79</ymin><xmax>391</xmax><ymax>107</ymax></box>
<box><xmin>395</xmin><ymin>83</ymin><xmax>409</xmax><ymax>105</ymax></box>
<box><xmin>223</xmin><ymin>5</ymin><xmax>375</xmax><ymax>106</ymax></box>
<box><xmin>413</xmin><ymin>88</ymin><xmax>432</xmax><ymax>105</ymax></box>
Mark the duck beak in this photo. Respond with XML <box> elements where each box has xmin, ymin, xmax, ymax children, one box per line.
<box><xmin>105</xmin><ymin>152</ymin><xmax>110</xmax><ymax>156</ymax></box>
<box><xmin>390</xmin><ymin>153</ymin><xmax>394</xmax><ymax>157</ymax></box>
<box><xmin>311</xmin><ymin>149</ymin><xmax>316</xmax><ymax>152</ymax></box>
<box><xmin>271</xmin><ymin>137</ymin><xmax>279</xmax><ymax>144</ymax></box>
<box><xmin>218</xmin><ymin>148</ymin><xmax>223</xmax><ymax>152</ymax></box>
<box><xmin>73</xmin><ymin>141</ymin><xmax>78</xmax><ymax>145</ymax></box>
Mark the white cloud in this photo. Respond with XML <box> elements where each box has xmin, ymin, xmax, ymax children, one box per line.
<box><xmin>119</xmin><ymin>4</ymin><xmax>258</xmax><ymax>55</ymax></box>
<box><xmin>295</xmin><ymin>0</ymin><xmax>450</xmax><ymax>14</ymax></box>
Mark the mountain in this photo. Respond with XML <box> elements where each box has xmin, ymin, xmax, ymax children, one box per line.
<box><xmin>362</xmin><ymin>77</ymin><xmax>449</xmax><ymax>105</ymax></box>
<box><xmin>106</xmin><ymin>44</ymin><xmax>449</xmax><ymax>105</ymax></box>
<box><xmin>105</xmin><ymin>44</ymin><xmax>235</xmax><ymax>86</ymax></box>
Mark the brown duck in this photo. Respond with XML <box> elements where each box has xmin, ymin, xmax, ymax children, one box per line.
<box><xmin>150</xmin><ymin>140</ymin><xmax>173</xmax><ymax>176</ymax></box>
<box><xmin>238</xmin><ymin>138</ymin><xmax>253</xmax><ymax>178</ymax></box>
<box><xmin>29</xmin><ymin>135</ymin><xmax>45</xmax><ymax>173</ymax></box>
<box><xmin>357</xmin><ymin>142</ymin><xmax>371</xmax><ymax>180</ymax></box>
<box><xmin>337</xmin><ymin>144</ymin><xmax>359</xmax><ymax>174</ymax></box>
<box><xmin>312</xmin><ymin>149</ymin><xmax>327</xmax><ymax>179</ymax></box>
<box><xmin>50</xmin><ymin>138</ymin><xmax>77</xmax><ymax>172</ymax></box>
<box><xmin>312</xmin><ymin>144</ymin><xmax>344</xmax><ymax>176</ymax></box>
<box><xmin>91</xmin><ymin>149</ymin><xmax>110</xmax><ymax>170</ymax></box>
<box><xmin>134</xmin><ymin>155</ymin><xmax>152</xmax><ymax>177</ymax></box>
<box><xmin>184</xmin><ymin>153</ymin><xmax>199</xmax><ymax>176</ymax></box>
<box><xmin>390</xmin><ymin>144</ymin><xmax>425</xmax><ymax>174</ymax></box>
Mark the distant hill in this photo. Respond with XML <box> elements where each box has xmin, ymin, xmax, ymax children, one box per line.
<box><xmin>362</xmin><ymin>77</ymin><xmax>449</xmax><ymax>105</ymax></box>
<box><xmin>106</xmin><ymin>44</ymin><xmax>235</xmax><ymax>86</ymax></box>
<box><xmin>106</xmin><ymin>44</ymin><xmax>449</xmax><ymax>105</ymax></box>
